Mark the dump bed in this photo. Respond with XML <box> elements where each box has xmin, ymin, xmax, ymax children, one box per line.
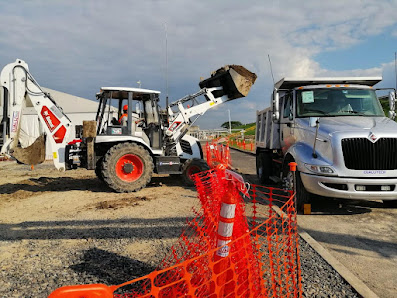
<box><xmin>275</xmin><ymin>77</ymin><xmax>382</xmax><ymax>90</ymax></box>
<box><xmin>255</xmin><ymin>107</ymin><xmax>280</xmax><ymax>150</ymax></box>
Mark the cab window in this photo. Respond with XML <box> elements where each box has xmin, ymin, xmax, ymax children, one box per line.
<box><xmin>283</xmin><ymin>94</ymin><xmax>293</xmax><ymax>119</ymax></box>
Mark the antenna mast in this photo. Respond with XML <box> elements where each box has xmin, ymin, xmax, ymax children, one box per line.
<box><xmin>165</xmin><ymin>23</ymin><xmax>169</xmax><ymax>115</ymax></box>
<box><xmin>395</xmin><ymin>52</ymin><xmax>397</xmax><ymax>91</ymax></box>
<box><xmin>268</xmin><ymin>54</ymin><xmax>275</xmax><ymax>85</ymax></box>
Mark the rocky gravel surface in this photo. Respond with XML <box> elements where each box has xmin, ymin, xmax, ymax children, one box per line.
<box><xmin>299</xmin><ymin>239</ymin><xmax>359</xmax><ymax>297</ymax></box>
<box><xmin>0</xmin><ymin>236</ymin><xmax>360</xmax><ymax>297</ymax></box>
<box><xmin>0</xmin><ymin>161</ymin><xmax>359</xmax><ymax>297</ymax></box>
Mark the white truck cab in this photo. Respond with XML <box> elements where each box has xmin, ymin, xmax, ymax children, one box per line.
<box><xmin>256</xmin><ymin>77</ymin><xmax>397</xmax><ymax>210</ymax></box>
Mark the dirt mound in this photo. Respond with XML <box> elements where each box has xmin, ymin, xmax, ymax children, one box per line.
<box><xmin>93</xmin><ymin>196</ymin><xmax>153</xmax><ymax>210</ymax></box>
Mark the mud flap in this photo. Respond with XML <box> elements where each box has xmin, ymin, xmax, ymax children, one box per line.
<box><xmin>199</xmin><ymin>65</ymin><xmax>257</xmax><ymax>100</ymax></box>
<box><xmin>11</xmin><ymin>134</ymin><xmax>46</xmax><ymax>165</ymax></box>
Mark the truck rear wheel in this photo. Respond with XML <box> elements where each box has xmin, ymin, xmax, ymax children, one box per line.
<box><xmin>182</xmin><ymin>158</ymin><xmax>210</xmax><ymax>186</ymax></box>
<box><xmin>256</xmin><ymin>151</ymin><xmax>272</xmax><ymax>184</ymax></box>
<box><xmin>102</xmin><ymin>143</ymin><xmax>153</xmax><ymax>192</ymax></box>
<box><xmin>283</xmin><ymin>163</ymin><xmax>310</xmax><ymax>213</ymax></box>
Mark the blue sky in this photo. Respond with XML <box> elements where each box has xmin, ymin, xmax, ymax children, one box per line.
<box><xmin>0</xmin><ymin>0</ymin><xmax>397</xmax><ymax>128</ymax></box>
<box><xmin>316</xmin><ymin>30</ymin><xmax>397</xmax><ymax>72</ymax></box>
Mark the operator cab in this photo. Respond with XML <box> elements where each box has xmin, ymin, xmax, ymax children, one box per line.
<box><xmin>96</xmin><ymin>87</ymin><xmax>163</xmax><ymax>149</ymax></box>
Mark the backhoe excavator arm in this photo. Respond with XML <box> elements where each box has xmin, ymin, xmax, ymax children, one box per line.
<box><xmin>0</xmin><ymin>59</ymin><xmax>73</xmax><ymax>170</ymax></box>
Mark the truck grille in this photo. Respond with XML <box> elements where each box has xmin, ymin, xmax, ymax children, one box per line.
<box><xmin>341</xmin><ymin>138</ymin><xmax>397</xmax><ymax>170</ymax></box>
<box><xmin>180</xmin><ymin>139</ymin><xmax>193</xmax><ymax>155</ymax></box>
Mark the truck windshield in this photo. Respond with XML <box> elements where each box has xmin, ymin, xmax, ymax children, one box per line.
<box><xmin>296</xmin><ymin>88</ymin><xmax>384</xmax><ymax>117</ymax></box>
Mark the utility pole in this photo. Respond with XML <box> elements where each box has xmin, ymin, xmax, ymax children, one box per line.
<box><xmin>228</xmin><ymin>109</ymin><xmax>232</xmax><ymax>134</ymax></box>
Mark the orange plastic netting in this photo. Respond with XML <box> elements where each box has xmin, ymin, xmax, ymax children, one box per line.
<box><xmin>110</xmin><ymin>168</ymin><xmax>301</xmax><ymax>297</ymax></box>
<box><xmin>206</xmin><ymin>141</ymin><xmax>231</xmax><ymax>169</ymax></box>
<box><xmin>50</xmin><ymin>143</ymin><xmax>301</xmax><ymax>298</ymax></box>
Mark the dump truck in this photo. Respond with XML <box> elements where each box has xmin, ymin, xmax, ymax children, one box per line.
<box><xmin>255</xmin><ymin>77</ymin><xmax>397</xmax><ymax>210</ymax></box>
<box><xmin>0</xmin><ymin>59</ymin><xmax>256</xmax><ymax>192</ymax></box>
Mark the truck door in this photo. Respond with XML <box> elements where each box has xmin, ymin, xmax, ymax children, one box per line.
<box><xmin>280</xmin><ymin>92</ymin><xmax>295</xmax><ymax>153</ymax></box>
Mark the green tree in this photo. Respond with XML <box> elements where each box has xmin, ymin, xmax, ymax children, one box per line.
<box><xmin>221</xmin><ymin>121</ymin><xmax>242</xmax><ymax>129</ymax></box>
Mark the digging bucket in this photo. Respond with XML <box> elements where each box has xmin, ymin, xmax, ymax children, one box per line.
<box><xmin>11</xmin><ymin>134</ymin><xmax>46</xmax><ymax>165</ymax></box>
<box><xmin>199</xmin><ymin>65</ymin><xmax>257</xmax><ymax>100</ymax></box>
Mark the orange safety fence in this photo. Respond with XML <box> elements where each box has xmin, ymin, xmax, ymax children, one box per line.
<box><xmin>229</xmin><ymin>139</ymin><xmax>255</xmax><ymax>152</ymax></box>
<box><xmin>205</xmin><ymin>141</ymin><xmax>231</xmax><ymax>169</ymax></box>
<box><xmin>49</xmin><ymin>167</ymin><xmax>301</xmax><ymax>298</ymax></box>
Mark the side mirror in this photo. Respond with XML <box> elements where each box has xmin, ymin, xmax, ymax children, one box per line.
<box><xmin>272</xmin><ymin>90</ymin><xmax>279</xmax><ymax>121</ymax></box>
<box><xmin>136</xmin><ymin>103</ymin><xmax>141</xmax><ymax>115</ymax></box>
<box><xmin>288</xmin><ymin>111</ymin><xmax>293</xmax><ymax>121</ymax></box>
<box><xmin>309</xmin><ymin>117</ymin><xmax>319</xmax><ymax>127</ymax></box>
<box><xmin>388</xmin><ymin>91</ymin><xmax>396</xmax><ymax>120</ymax></box>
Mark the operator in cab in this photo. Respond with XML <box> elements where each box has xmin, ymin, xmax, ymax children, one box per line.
<box><xmin>119</xmin><ymin>105</ymin><xmax>128</xmax><ymax>126</ymax></box>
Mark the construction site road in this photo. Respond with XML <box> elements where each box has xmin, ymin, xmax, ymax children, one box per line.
<box><xmin>230</xmin><ymin>148</ymin><xmax>397</xmax><ymax>298</ymax></box>
<box><xmin>0</xmin><ymin>161</ymin><xmax>199</xmax><ymax>297</ymax></box>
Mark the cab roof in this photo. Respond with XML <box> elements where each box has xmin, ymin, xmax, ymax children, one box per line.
<box><xmin>99</xmin><ymin>87</ymin><xmax>160</xmax><ymax>100</ymax></box>
<box><xmin>275</xmin><ymin>77</ymin><xmax>382</xmax><ymax>90</ymax></box>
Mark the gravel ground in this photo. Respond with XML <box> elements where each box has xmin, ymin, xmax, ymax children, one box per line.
<box><xmin>299</xmin><ymin>239</ymin><xmax>359</xmax><ymax>297</ymax></box>
<box><xmin>0</xmin><ymin>161</ymin><xmax>359</xmax><ymax>297</ymax></box>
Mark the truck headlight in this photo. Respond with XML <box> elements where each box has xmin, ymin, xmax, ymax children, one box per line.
<box><xmin>305</xmin><ymin>164</ymin><xmax>335</xmax><ymax>175</ymax></box>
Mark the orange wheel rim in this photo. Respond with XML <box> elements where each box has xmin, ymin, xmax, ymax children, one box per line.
<box><xmin>115</xmin><ymin>154</ymin><xmax>144</xmax><ymax>182</ymax></box>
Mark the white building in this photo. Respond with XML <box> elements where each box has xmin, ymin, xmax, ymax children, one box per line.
<box><xmin>1</xmin><ymin>87</ymin><xmax>116</xmax><ymax>160</ymax></box>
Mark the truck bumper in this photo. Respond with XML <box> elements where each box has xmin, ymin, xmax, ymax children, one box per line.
<box><xmin>300</xmin><ymin>173</ymin><xmax>397</xmax><ymax>200</ymax></box>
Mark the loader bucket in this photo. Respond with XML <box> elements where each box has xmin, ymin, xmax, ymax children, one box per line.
<box><xmin>199</xmin><ymin>65</ymin><xmax>257</xmax><ymax>100</ymax></box>
<box><xmin>11</xmin><ymin>134</ymin><xmax>46</xmax><ymax>165</ymax></box>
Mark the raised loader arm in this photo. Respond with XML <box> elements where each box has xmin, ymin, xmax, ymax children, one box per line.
<box><xmin>165</xmin><ymin>87</ymin><xmax>226</xmax><ymax>142</ymax></box>
<box><xmin>0</xmin><ymin>59</ymin><xmax>73</xmax><ymax>170</ymax></box>
<box><xmin>165</xmin><ymin>65</ymin><xmax>257</xmax><ymax>143</ymax></box>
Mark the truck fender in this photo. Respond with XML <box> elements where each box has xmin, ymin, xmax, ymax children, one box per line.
<box><xmin>284</xmin><ymin>142</ymin><xmax>330</xmax><ymax>174</ymax></box>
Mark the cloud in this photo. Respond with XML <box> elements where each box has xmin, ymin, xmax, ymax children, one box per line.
<box><xmin>0</xmin><ymin>0</ymin><xmax>396</xmax><ymax>129</ymax></box>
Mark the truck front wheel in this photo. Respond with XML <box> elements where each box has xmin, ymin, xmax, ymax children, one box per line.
<box><xmin>383</xmin><ymin>200</ymin><xmax>397</xmax><ymax>208</ymax></box>
<box><xmin>283</xmin><ymin>164</ymin><xmax>311</xmax><ymax>213</ymax></box>
<box><xmin>102</xmin><ymin>143</ymin><xmax>153</xmax><ymax>192</ymax></box>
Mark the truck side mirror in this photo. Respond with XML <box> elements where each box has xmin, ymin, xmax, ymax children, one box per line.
<box><xmin>388</xmin><ymin>91</ymin><xmax>396</xmax><ymax>120</ymax></box>
<box><xmin>272</xmin><ymin>90</ymin><xmax>279</xmax><ymax>121</ymax></box>
<box><xmin>136</xmin><ymin>103</ymin><xmax>141</xmax><ymax>115</ymax></box>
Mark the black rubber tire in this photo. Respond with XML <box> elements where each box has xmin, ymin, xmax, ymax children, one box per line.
<box><xmin>256</xmin><ymin>151</ymin><xmax>272</xmax><ymax>184</ymax></box>
<box><xmin>102</xmin><ymin>143</ymin><xmax>153</xmax><ymax>192</ymax></box>
<box><xmin>383</xmin><ymin>200</ymin><xmax>397</xmax><ymax>208</ymax></box>
<box><xmin>295</xmin><ymin>170</ymin><xmax>311</xmax><ymax>213</ymax></box>
<box><xmin>283</xmin><ymin>163</ymin><xmax>311</xmax><ymax>213</ymax></box>
<box><xmin>95</xmin><ymin>157</ymin><xmax>104</xmax><ymax>182</ymax></box>
<box><xmin>181</xmin><ymin>158</ymin><xmax>210</xmax><ymax>186</ymax></box>
<box><xmin>256</xmin><ymin>152</ymin><xmax>264</xmax><ymax>183</ymax></box>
